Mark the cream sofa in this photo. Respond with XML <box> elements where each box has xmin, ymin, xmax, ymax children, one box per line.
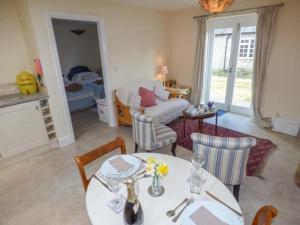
<box><xmin>114</xmin><ymin>80</ymin><xmax>189</xmax><ymax>126</ymax></box>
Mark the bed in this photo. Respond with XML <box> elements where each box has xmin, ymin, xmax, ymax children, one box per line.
<box><xmin>64</xmin><ymin>66</ymin><xmax>105</xmax><ymax>112</ymax></box>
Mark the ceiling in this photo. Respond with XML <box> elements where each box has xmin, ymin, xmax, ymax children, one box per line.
<box><xmin>112</xmin><ymin>0</ymin><xmax>245</xmax><ymax>12</ymax></box>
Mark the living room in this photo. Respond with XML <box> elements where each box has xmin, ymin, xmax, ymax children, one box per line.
<box><xmin>0</xmin><ymin>0</ymin><xmax>299</xmax><ymax>225</ymax></box>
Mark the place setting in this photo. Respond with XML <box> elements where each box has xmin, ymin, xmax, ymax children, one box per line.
<box><xmin>164</xmin><ymin>152</ymin><xmax>243</xmax><ymax>225</ymax></box>
<box><xmin>93</xmin><ymin>154</ymin><xmax>147</xmax><ymax>214</ymax></box>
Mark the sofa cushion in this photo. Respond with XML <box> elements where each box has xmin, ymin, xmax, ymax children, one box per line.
<box><xmin>145</xmin><ymin>98</ymin><xmax>189</xmax><ymax>124</ymax></box>
<box><xmin>139</xmin><ymin>87</ymin><xmax>157</xmax><ymax>107</ymax></box>
<box><xmin>128</xmin><ymin>92</ymin><xmax>141</xmax><ymax>108</ymax></box>
<box><xmin>154</xmin><ymin>84</ymin><xmax>169</xmax><ymax>101</ymax></box>
<box><xmin>116</xmin><ymin>80</ymin><xmax>162</xmax><ymax>105</ymax></box>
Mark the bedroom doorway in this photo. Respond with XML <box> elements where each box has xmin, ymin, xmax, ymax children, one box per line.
<box><xmin>47</xmin><ymin>12</ymin><xmax>115</xmax><ymax>141</ymax></box>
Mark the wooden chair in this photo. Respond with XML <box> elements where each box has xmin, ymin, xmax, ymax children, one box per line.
<box><xmin>74</xmin><ymin>136</ymin><xmax>126</xmax><ymax>191</ymax></box>
<box><xmin>252</xmin><ymin>206</ymin><xmax>278</xmax><ymax>225</ymax></box>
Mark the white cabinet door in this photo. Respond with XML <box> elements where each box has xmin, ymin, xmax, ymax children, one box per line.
<box><xmin>0</xmin><ymin>101</ymin><xmax>49</xmax><ymax>158</ymax></box>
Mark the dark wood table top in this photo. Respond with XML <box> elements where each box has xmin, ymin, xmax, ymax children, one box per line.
<box><xmin>183</xmin><ymin>110</ymin><xmax>216</xmax><ymax>119</ymax></box>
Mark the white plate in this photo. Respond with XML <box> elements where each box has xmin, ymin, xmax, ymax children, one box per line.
<box><xmin>98</xmin><ymin>155</ymin><xmax>141</xmax><ymax>179</ymax></box>
<box><xmin>181</xmin><ymin>200</ymin><xmax>242</xmax><ymax>225</ymax></box>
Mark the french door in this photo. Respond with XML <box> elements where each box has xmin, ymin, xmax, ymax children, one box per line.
<box><xmin>204</xmin><ymin>14</ymin><xmax>257</xmax><ymax>115</ymax></box>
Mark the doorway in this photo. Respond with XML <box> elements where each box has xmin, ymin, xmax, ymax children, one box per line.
<box><xmin>46</xmin><ymin>12</ymin><xmax>115</xmax><ymax>143</ymax></box>
<box><xmin>205</xmin><ymin>14</ymin><xmax>257</xmax><ymax>115</ymax></box>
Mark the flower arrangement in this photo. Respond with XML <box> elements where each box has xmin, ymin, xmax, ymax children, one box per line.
<box><xmin>146</xmin><ymin>156</ymin><xmax>168</xmax><ymax>197</ymax></box>
<box><xmin>146</xmin><ymin>156</ymin><xmax>169</xmax><ymax>178</ymax></box>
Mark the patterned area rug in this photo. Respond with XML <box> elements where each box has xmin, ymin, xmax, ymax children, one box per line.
<box><xmin>167</xmin><ymin>118</ymin><xmax>276</xmax><ymax>176</ymax></box>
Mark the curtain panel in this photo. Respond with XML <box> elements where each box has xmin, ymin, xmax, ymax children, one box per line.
<box><xmin>191</xmin><ymin>16</ymin><xmax>208</xmax><ymax>105</ymax></box>
<box><xmin>252</xmin><ymin>6</ymin><xmax>280</xmax><ymax>127</ymax></box>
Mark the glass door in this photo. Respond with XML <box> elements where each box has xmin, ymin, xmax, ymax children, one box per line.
<box><xmin>205</xmin><ymin>14</ymin><xmax>257</xmax><ymax>115</ymax></box>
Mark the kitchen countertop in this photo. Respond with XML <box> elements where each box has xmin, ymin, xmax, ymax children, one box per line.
<box><xmin>0</xmin><ymin>93</ymin><xmax>49</xmax><ymax>108</ymax></box>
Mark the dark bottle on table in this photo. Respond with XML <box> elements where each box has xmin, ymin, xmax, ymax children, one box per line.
<box><xmin>123</xmin><ymin>177</ymin><xmax>144</xmax><ymax>225</ymax></box>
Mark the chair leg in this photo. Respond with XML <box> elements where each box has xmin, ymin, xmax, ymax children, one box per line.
<box><xmin>171</xmin><ymin>142</ymin><xmax>177</xmax><ymax>157</ymax></box>
<box><xmin>233</xmin><ymin>185</ymin><xmax>240</xmax><ymax>202</ymax></box>
<box><xmin>135</xmin><ymin>143</ymin><xmax>138</xmax><ymax>153</ymax></box>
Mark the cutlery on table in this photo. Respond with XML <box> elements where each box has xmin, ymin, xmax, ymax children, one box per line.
<box><xmin>205</xmin><ymin>191</ymin><xmax>243</xmax><ymax>217</ymax></box>
<box><xmin>166</xmin><ymin>198</ymin><xmax>188</xmax><ymax>217</ymax></box>
<box><xmin>92</xmin><ymin>174</ymin><xmax>111</xmax><ymax>191</ymax></box>
<box><xmin>172</xmin><ymin>198</ymin><xmax>194</xmax><ymax>223</ymax></box>
<box><xmin>133</xmin><ymin>155</ymin><xmax>147</xmax><ymax>163</ymax></box>
<box><xmin>138</xmin><ymin>174</ymin><xmax>151</xmax><ymax>180</ymax></box>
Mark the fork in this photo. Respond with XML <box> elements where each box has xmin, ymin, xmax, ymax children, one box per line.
<box><xmin>172</xmin><ymin>197</ymin><xmax>194</xmax><ymax>223</ymax></box>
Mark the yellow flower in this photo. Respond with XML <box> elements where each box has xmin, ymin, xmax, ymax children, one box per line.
<box><xmin>157</xmin><ymin>163</ymin><xmax>169</xmax><ymax>177</ymax></box>
<box><xmin>147</xmin><ymin>156</ymin><xmax>156</xmax><ymax>165</ymax></box>
<box><xmin>146</xmin><ymin>164</ymin><xmax>154</xmax><ymax>174</ymax></box>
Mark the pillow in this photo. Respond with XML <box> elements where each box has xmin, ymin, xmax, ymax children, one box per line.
<box><xmin>128</xmin><ymin>92</ymin><xmax>141</xmax><ymax>109</ymax></box>
<box><xmin>65</xmin><ymin>83</ymin><xmax>82</xmax><ymax>92</ymax></box>
<box><xmin>154</xmin><ymin>84</ymin><xmax>169</xmax><ymax>101</ymax></box>
<box><xmin>68</xmin><ymin>66</ymin><xmax>91</xmax><ymax>80</ymax></box>
<box><xmin>63</xmin><ymin>76</ymin><xmax>72</xmax><ymax>86</ymax></box>
<box><xmin>139</xmin><ymin>87</ymin><xmax>157</xmax><ymax>107</ymax></box>
<box><xmin>72</xmin><ymin>72</ymin><xmax>100</xmax><ymax>84</ymax></box>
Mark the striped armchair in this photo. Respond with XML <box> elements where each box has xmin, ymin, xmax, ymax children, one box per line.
<box><xmin>191</xmin><ymin>133</ymin><xmax>256</xmax><ymax>201</ymax></box>
<box><xmin>130</xmin><ymin>109</ymin><xmax>177</xmax><ymax>156</ymax></box>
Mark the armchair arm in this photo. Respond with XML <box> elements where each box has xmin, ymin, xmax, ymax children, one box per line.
<box><xmin>113</xmin><ymin>90</ymin><xmax>144</xmax><ymax>126</ymax></box>
<box><xmin>191</xmin><ymin>133</ymin><xmax>256</xmax><ymax>149</ymax></box>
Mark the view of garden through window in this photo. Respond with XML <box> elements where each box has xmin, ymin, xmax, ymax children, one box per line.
<box><xmin>209</xmin><ymin>26</ymin><xmax>256</xmax><ymax>108</ymax></box>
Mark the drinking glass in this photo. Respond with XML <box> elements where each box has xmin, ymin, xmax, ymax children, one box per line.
<box><xmin>190</xmin><ymin>167</ymin><xmax>202</xmax><ymax>194</ymax></box>
<box><xmin>107</xmin><ymin>172</ymin><xmax>121</xmax><ymax>209</ymax></box>
<box><xmin>132</xmin><ymin>171</ymin><xmax>140</xmax><ymax>197</ymax></box>
<box><xmin>191</xmin><ymin>152</ymin><xmax>205</xmax><ymax>170</ymax></box>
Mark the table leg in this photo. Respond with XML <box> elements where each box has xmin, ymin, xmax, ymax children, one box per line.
<box><xmin>215</xmin><ymin>112</ymin><xmax>218</xmax><ymax>135</ymax></box>
<box><xmin>183</xmin><ymin>117</ymin><xmax>186</xmax><ymax>137</ymax></box>
<box><xmin>199</xmin><ymin>119</ymin><xmax>203</xmax><ymax>133</ymax></box>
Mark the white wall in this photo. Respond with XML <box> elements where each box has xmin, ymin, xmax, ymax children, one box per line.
<box><xmin>52</xmin><ymin>19</ymin><xmax>102</xmax><ymax>75</ymax></box>
<box><xmin>169</xmin><ymin>0</ymin><xmax>300</xmax><ymax>119</ymax></box>
<box><xmin>0</xmin><ymin>0</ymin><xmax>32</xmax><ymax>84</ymax></box>
<box><xmin>14</xmin><ymin>0</ymin><xmax>169</xmax><ymax>141</ymax></box>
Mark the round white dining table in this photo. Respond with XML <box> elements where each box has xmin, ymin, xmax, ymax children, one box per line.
<box><xmin>86</xmin><ymin>153</ymin><xmax>244</xmax><ymax>225</ymax></box>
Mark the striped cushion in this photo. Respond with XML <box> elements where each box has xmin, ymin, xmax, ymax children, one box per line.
<box><xmin>191</xmin><ymin>133</ymin><xmax>256</xmax><ymax>185</ymax></box>
<box><xmin>130</xmin><ymin>109</ymin><xmax>177</xmax><ymax>151</ymax></box>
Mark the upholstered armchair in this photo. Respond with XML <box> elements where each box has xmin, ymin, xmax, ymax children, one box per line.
<box><xmin>130</xmin><ymin>109</ymin><xmax>177</xmax><ymax>156</ymax></box>
<box><xmin>191</xmin><ymin>133</ymin><xmax>256</xmax><ymax>201</ymax></box>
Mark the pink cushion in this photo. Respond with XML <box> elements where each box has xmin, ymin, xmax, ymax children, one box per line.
<box><xmin>138</xmin><ymin>87</ymin><xmax>157</xmax><ymax>107</ymax></box>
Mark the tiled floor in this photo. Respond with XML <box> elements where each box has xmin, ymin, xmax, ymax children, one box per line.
<box><xmin>0</xmin><ymin>109</ymin><xmax>299</xmax><ymax>225</ymax></box>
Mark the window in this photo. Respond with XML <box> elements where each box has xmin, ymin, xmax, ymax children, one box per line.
<box><xmin>239</xmin><ymin>38</ymin><xmax>255</xmax><ymax>58</ymax></box>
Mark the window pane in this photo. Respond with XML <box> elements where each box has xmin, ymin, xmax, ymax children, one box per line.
<box><xmin>233</xmin><ymin>26</ymin><xmax>256</xmax><ymax>107</ymax></box>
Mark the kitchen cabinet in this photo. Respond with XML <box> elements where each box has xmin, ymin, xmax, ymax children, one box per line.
<box><xmin>0</xmin><ymin>100</ymin><xmax>49</xmax><ymax>159</ymax></box>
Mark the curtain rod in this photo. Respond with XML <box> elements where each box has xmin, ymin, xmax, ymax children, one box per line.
<box><xmin>193</xmin><ymin>2</ymin><xmax>284</xmax><ymax>19</ymax></box>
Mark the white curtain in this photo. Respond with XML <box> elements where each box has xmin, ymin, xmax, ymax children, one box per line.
<box><xmin>191</xmin><ymin>16</ymin><xmax>208</xmax><ymax>105</ymax></box>
<box><xmin>252</xmin><ymin>6</ymin><xmax>280</xmax><ymax>127</ymax></box>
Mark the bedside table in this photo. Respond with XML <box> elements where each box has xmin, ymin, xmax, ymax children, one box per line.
<box><xmin>165</xmin><ymin>86</ymin><xmax>191</xmax><ymax>100</ymax></box>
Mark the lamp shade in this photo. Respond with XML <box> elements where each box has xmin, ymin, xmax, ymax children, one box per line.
<box><xmin>161</xmin><ymin>66</ymin><xmax>168</xmax><ymax>74</ymax></box>
<box><xmin>199</xmin><ymin>0</ymin><xmax>234</xmax><ymax>14</ymax></box>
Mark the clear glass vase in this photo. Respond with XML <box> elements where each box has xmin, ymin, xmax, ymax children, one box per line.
<box><xmin>148</xmin><ymin>171</ymin><xmax>165</xmax><ymax>197</ymax></box>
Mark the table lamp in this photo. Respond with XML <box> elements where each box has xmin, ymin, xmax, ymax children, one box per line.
<box><xmin>161</xmin><ymin>66</ymin><xmax>168</xmax><ymax>86</ymax></box>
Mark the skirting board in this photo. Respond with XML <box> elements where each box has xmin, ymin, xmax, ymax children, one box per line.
<box><xmin>58</xmin><ymin>134</ymin><xmax>75</xmax><ymax>147</ymax></box>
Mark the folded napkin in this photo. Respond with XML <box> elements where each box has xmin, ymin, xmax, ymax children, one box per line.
<box><xmin>190</xmin><ymin>207</ymin><xmax>229</xmax><ymax>225</ymax></box>
<box><xmin>109</xmin><ymin>156</ymin><xmax>134</xmax><ymax>173</ymax></box>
